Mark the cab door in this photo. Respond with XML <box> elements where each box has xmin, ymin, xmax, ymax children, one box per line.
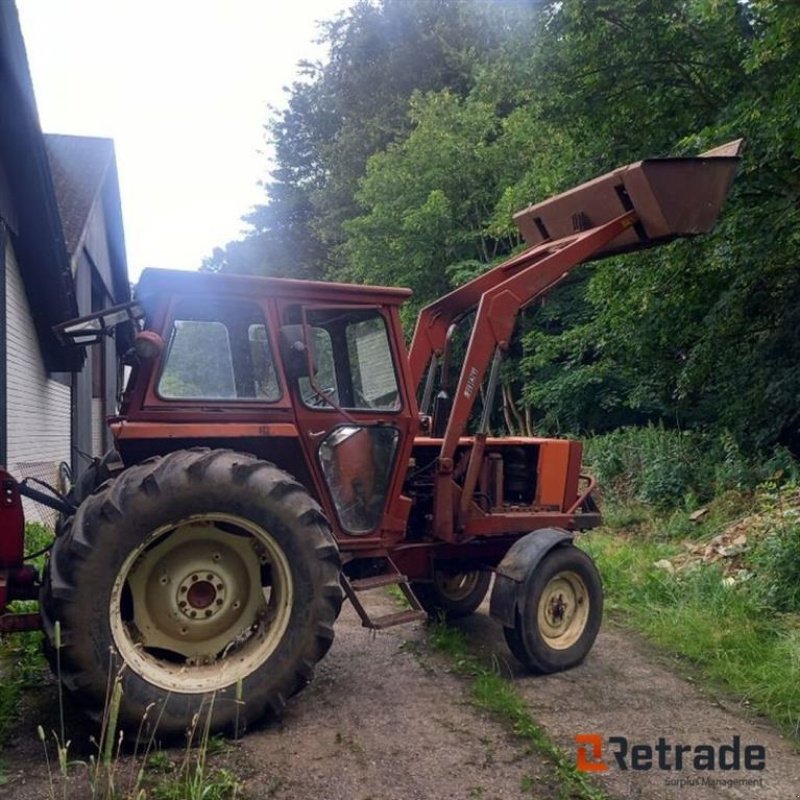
<box><xmin>279</xmin><ymin>303</ymin><xmax>412</xmax><ymax>541</ymax></box>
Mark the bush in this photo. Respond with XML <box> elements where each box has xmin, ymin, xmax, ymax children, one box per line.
<box><xmin>583</xmin><ymin>425</ymin><xmax>793</xmax><ymax>509</ymax></box>
<box><xmin>746</xmin><ymin>483</ymin><xmax>800</xmax><ymax>614</ymax></box>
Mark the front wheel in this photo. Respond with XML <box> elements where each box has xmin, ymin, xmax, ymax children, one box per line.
<box><xmin>503</xmin><ymin>545</ymin><xmax>602</xmax><ymax>673</ymax></box>
<box><xmin>40</xmin><ymin>448</ymin><xmax>343</xmax><ymax>737</ymax></box>
<box><xmin>412</xmin><ymin>569</ymin><xmax>491</xmax><ymax>620</ymax></box>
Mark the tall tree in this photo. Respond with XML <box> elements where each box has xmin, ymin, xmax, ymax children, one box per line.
<box><xmin>207</xmin><ymin>0</ymin><xmax>535</xmax><ymax>278</ymax></box>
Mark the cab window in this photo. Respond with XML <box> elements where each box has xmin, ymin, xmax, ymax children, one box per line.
<box><xmin>297</xmin><ymin>308</ymin><xmax>400</xmax><ymax>412</ymax></box>
<box><xmin>159</xmin><ymin>300</ymin><xmax>280</xmax><ymax>401</ymax></box>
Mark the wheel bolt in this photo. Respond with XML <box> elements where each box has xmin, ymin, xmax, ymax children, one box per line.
<box><xmin>180</xmin><ymin>586</ymin><xmax>187</xmax><ymax>594</ymax></box>
<box><xmin>205</xmin><ymin>610</ymin><xmax>212</xmax><ymax>617</ymax></box>
<box><xmin>190</xmin><ymin>610</ymin><xmax>197</xmax><ymax>618</ymax></box>
<box><xmin>191</xmin><ymin>574</ymin><xmax>198</xmax><ymax>582</ymax></box>
<box><xmin>216</xmin><ymin>599</ymin><xmax>223</xmax><ymax>606</ymax></box>
<box><xmin>216</xmin><ymin>583</ymin><xmax>223</xmax><ymax>591</ymax></box>
<box><xmin>179</xmin><ymin>600</ymin><xmax>187</xmax><ymax>608</ymax></box>
<box><xmin>206</xmin><ymin>573</ymin><xmax>213</xmax><ymax>581</ymax></box>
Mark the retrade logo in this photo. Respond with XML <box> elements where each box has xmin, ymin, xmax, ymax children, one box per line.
<box><xmin>575</xmin><ymin>734</ymin><xmax>766</xmax><ymax>773</ymax></box>
<box><xmin>575</xmin><ymin>734</ymin><xmax>608</xmax><ymax>772</ymax></box>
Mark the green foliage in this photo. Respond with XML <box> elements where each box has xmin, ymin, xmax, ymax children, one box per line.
<box><xmin>749</xmin><ymin>520</ymin><xmax>800</xmax><ymax>613</ymax></box>
<box><xmin>206</xmin><ymin>0</ymin><xmax>535</xmax><ymax>279</ymax></box>
<box><xmin>151</xmin><ymin>765</ymin><xmax>240</xmax><ymax>800</ymax></box>
<box><xmin>0</xmin><ymin>669</ymin><xmax>21</xmax><ymax>748</ymax></box>
<box><xmin>744</xmin><ymin>482</ymin><xmax>800</xmax><ymax>614</ymax></box>
<box><xmin>584</xmin><ymin>426</ymin><xmax>796</xmax><ymax>508</ymax></box>
<box><xmin>25</xmin><ymin>521</ymin><xmax>53</xmax><ymax>554</ymax></box>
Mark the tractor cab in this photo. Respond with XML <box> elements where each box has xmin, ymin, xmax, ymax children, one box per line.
<box><xmin>108</xmin><ymin>269</ymin><xmax>420</xmax><ymax>547</ymax></box>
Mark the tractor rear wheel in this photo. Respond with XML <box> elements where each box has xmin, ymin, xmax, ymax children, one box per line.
<box><xmin>503</xmin><ymin>545</ymin><xmax>602</xmax><ymax>673</ymax></box>
<box><xmin>40</xmin><ymin>448</ymin><xmax>342</xmax><ymax>737</ymax></box>
<box><xmin>412</xmin><ymin>569</ymin><xmax>491</xmax><ymax>620</ymax></box>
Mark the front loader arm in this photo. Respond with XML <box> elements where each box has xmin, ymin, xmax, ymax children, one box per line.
<box><xmin>408</xmin><ymin>231</ymin><xmax>586</xmax><ymax>392</ymax></box>
<box><xmin>432</xmin><ymin>213</ymin><xmax>636</xmax><ymax>539</ymax></box>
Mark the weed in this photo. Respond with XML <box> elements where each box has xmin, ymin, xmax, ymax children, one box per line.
<box><xmin>386</xmin><ymin>584</ymin><xmax>410</xmax><ymax>608</ymax></box>
<box><xmin>146</xmin><ymin>750</ymin><xmax>175</xmax><ymax>774</ymax></box>
<box><xmin>152</xmin><ymin>765</ymin><xmax>240</xmax><ymax>800</ymax></box>
<box><xmin>0</xmin><ymin>630</ymin><xmax>47</xmax><ymax>746</ymax></box>
<box><xmin>0</xmin><ymin>666</ymin><xmax>22</xmax><ymax>747</ymax></box>
<box><xmin>32</xmin><ymin>636</ymin><xmax>242</xmax><ymax>799</ymax></box>
<box><xmin>24</xmin><ymin>522</ymin><xmax>55</xmax><ymax>570</ymax></box>
<box><xmin>0</xmin><ymin>524</ymin><xmax>53</xmax><ymax>746</ymax></box>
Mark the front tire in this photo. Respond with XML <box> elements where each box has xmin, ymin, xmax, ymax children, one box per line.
<box><xmin>503</xmin><ymin>545</ymin><xmax>602</xmax><ymax>673</ymax></box>
<box><xmin>41</xmin><ymin>448</ymin><xmax>343</xmax><ymax>737</ymax></box>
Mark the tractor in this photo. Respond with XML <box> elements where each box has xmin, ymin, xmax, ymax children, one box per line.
<box><xmin>0</xmin><ymin>141</ymin><xmax>741</xmax><ymax>736</ymax></box>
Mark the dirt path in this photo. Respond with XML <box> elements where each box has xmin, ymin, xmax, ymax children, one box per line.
<box><xmin>236</xmin><ymin>593</ymin><xmax>556</xmax><ymax>800</ymax></box>
<box><xmin>1</xmin><ymin>593</ymin><xmax>799</xmax><ymax>799</ymax></box>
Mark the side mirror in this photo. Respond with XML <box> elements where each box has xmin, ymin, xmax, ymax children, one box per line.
<box><xmin>133</xmin><ymin>330</ymin><xmax>164</xmax><ymax>361</ymax></box>
<box><xmin>279</xmin><ymin>325</ymin><xmax>311</xmax><ymax>380</ymax></box>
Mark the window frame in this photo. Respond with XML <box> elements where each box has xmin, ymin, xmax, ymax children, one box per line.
<box><xmin>155</xmin><ymin>298</ymin><xmax>283</xmax><ymax>405</ymax></box>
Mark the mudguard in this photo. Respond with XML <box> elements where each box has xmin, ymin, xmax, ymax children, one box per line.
<box><xmin>489</xmin><ymin>528</ymin><xmax>573</xmax><ymax>628</ymax></box>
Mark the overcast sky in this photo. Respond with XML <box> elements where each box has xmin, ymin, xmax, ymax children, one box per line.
<box><xmin>17</xmin><ymin>0</ymin><xmax>350</xmax><ymax>281</ymax></box>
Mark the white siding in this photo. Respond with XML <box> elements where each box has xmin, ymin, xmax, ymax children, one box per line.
<box><xmin>91</xmin><ymin>396</ymin><xmax>104</xmax><ymax>456</ymax></box>
<box><xmin>5</xmin><ymin>240</ymin><xmax>71</xmax><ymax>525</ymax></box>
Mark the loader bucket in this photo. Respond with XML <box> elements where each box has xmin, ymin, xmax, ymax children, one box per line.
<box><xmin>513</xmin><ymin>139</ymin><xmax>742</xmax><ymax>258</ymax></box>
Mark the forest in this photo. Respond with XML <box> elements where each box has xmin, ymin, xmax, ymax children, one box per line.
<box><xmin>205</xmin><ymin>0</ymin><xmax>799</xmax><ymax>487</ymax></box>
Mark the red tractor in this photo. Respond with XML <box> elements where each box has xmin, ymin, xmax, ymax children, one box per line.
<box><xmin>0</xmin><ymin>142</ymin><xmax>741</xmax><ymax>736</ymax></box>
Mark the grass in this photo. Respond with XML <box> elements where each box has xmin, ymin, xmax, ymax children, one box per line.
<box><xmin>426</xmin><ymin>621</ymin><xmax>607</xmax><ymax>800</ymax></box>
<box><xmin>29</xmin><ymin>679</ymin><xmax>245</xmax><ymax>800</ymax></box>
<box><xmin>36</xmin><ymin>664</ymin><xmax>244</xmax><ymax>800</ymax></box>
<box><xmin>0</xmin><ymin>524</ymin><xmax>52</xmax><ymax>747</ymax></box>
<box><xmin>582</xmin><ymin>491</ymin><xmax>800</xmax><ymax>738</ymax></box>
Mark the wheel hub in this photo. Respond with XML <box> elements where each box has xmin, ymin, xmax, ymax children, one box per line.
<box><xmin>536</xmin><ymin>570</ymin><xmax>590</xmax><ymax>650</ymax></box>
<box><xmin>546</xmin><ymin>592</ymin><xmax>567</xmax><ymax>624</ymax></box>
<box><xmin>437</xmin><ymin>571</ymin><xmax>481</xmax><ymax>601</ymax></box>
<box><xmin>180</xmin><ymin>573</ymin><xmax>226</xmax><ymax>617</ymax></box>
<box><xmin>110</xmin><ymin>514</ymin><xmax>294</xmax><ymax>693</ymax></box>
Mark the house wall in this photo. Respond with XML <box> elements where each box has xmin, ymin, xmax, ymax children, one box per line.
<box><xmin>91</xmin><ymin>397</ymin><xmax>104</xmax><ymax>455</ymax></box>
<box><xmin>4</xmin><ymin>236</ymin><xmax>71</xmax><ymax>524</ymax></box>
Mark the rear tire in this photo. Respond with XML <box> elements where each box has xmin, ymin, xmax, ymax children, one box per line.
<box><xmin>503</xmin><ymin>546</ymin><xmax>602</xmax><ymax>673</ymax></box>
<box><xmin>41</xmin><ymin>448</ymin><xmax>342</xmax><ymax>737</ymax></box>
<box><xmin>412</xmin><ymin>569</ymin><xmax>491</xmax><ymax>620</ymax></box>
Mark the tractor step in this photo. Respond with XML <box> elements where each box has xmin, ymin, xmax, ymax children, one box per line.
<box><xmin>349</xmin><ymin>573</ymin><xmax>409</xmax><ymax>591</ymax></box>
<box><xmin>369</xmin><ymin>609</ymin><xmax>429</xmax><ymax>630</ymax></box>
<box><xmin>341</xmin><ymin>553</ymin><xmax>428</xmax><ymax>630</ymax></box>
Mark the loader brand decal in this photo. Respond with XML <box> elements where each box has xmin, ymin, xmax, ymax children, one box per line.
<box><xmin>463</xmin><ymin>366</ymin><xmax>479</xmax><ymax>400</ymax></box>
<box><xmin>575</xmin><ymin>734</ymin><xmax>766</xmax><ymax>777</ymax></box>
